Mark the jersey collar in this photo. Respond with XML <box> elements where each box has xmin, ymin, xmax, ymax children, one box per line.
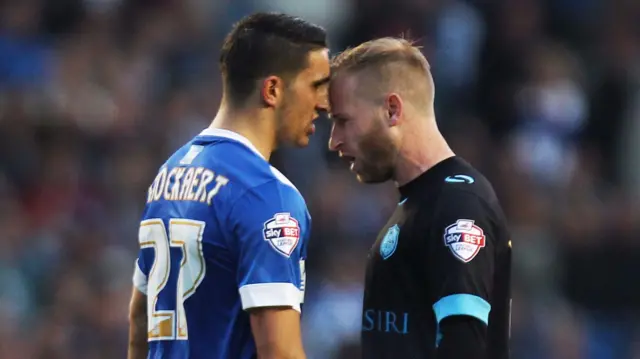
<box><xmin>398</xmin><ymin>155</ymin><xmax>461</xmax><ymax>199</ymax></box>
<box><xmin>198</xmin><ymin>128</ymin><xmax>265</xmax><ymax>160</ymax></box>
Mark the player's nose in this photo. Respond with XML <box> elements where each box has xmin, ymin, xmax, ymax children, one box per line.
<box><xmin>316</xmin><ymin>98</ymin><xmax>329</xmax><ymax>113</ymax></box>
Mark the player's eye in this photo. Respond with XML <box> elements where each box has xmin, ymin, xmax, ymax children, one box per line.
<box><xmin>313</xmin><ymin>83</ymin><xmax>328</xmax><ymax>93</ymax></box>
<box><xmin>312</xmin><ymin>77</ymin><xmax>330</xmax><ymax>89</ymax></box>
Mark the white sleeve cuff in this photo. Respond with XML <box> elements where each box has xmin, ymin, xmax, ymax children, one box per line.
<box><xmin>239</xmin><ymin>283</ymin><xmax>302</xmax><ymax>313</ymax></box>
<box><xmin>133</xmin><ymin>260</ymin><xmax>148</xmax><ymax>294</ymax></box>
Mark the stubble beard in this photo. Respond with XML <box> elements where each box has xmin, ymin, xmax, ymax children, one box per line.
<box><xmin>355</xmin><ymin>123</ymin><xmax>398</xmax><ymax>184</ymax></box>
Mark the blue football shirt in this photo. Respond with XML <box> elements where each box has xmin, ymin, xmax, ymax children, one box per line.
<box><xmin>133</xmin><ymin>128</ymin><xmax>310</xmax><ymax>359</ymax></box>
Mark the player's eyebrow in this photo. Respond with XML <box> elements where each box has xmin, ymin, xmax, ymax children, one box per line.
<box><xmin>312</xmin><ymin>76</ymin><xmax>330</xmax><ymax>87</ymax></box>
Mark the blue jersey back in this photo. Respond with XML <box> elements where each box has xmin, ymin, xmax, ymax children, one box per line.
<box><xmin>133</xmin><ymin>128</ymin><xmax>310</xmax><ymax>359</ymax></box>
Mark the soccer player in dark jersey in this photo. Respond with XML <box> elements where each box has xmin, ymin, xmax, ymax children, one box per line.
<box><xmin>327</xmin><ymin>37</ymin><xmax>512</xmax><ymax>359</ymax></box>
<box><xmin>126</xmin><ymin>13</ymin><xmax>330</xmax><ymax>359</ymax></box>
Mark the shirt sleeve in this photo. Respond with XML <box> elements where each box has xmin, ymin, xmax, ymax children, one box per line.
<box><xmin>132</xmin><ymin>257</ymin><xmax>148</xmax><ymax>294</ymax></box>
<box><xmin>436</xmin><ymin>316</ymin><xmax>487</xmax><ymax>359</ymax></box>
<box><xmin>132</xmin><ymin>207</ymin><xmax>152</xmax><ymax>294</ymax></box>
<box><xmin>229</xmin><ymin>180</ymin><xmax>310</xmax><ymax>312</ymax></box>
<box><xmin>428</xmin><ymin>190</ymin><xmax>498</xmax><ymax>329</ymax></box>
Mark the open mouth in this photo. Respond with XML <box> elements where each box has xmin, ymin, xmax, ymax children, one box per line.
<box><xmin>339</xmin><ymin>153</ymin><xmax>356</xmax><ymax>169</ymax></box>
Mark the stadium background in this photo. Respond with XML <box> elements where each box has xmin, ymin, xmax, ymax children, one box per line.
<box><xmin>1</xmin><ymin>0</ymin><xmax>640</xmax><ymax>358</ymax></box>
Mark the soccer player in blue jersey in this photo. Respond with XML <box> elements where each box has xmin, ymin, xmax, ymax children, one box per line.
<box><xmin>127</xmin><ymin>13</ymin><xmax>330</xmax><ymax>359</ymax></box>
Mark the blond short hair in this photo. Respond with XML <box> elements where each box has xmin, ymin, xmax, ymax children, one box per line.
<box><xmin>331</xmin><ymin>37</ymin><xmax>429</xmax><ymax>75</ymax></box>
<box><xmin>330</xmin><ymin>37</ymin><xmax>434</xmax><ymax>109</ymax></box>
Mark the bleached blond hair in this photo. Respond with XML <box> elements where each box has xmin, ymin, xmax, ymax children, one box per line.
<box><xmin>330</xmin><ymin>37</ymin><xmax>434</xmax><ymax>109</ymax></box>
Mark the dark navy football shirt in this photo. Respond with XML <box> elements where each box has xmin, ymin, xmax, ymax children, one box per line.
<box><xmin>133</xmin><ymin>128</ymin><xmax>310</xmax><ymax>359</ymax></box>
<box><xmin>361</xmin><ymin>156</ymin><xmax>511</xmax><ymax>359</ymax></box>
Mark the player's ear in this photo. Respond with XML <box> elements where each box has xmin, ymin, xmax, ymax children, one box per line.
<box><xmin>261</xmin><ymin>76</ymin><xmax>284</xmax><ymax>108</ymax></box>
<box><xmin>386</xmin><ymin>93</ymin><xmax>402</xmax><ymax>127</ymax></box>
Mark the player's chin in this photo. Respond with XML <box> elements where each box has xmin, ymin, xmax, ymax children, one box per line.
<box><xmin>293</xmin><ymin>134</ymin><xmax>311</xmax><ymax>147</ymax></box>
<box><xmin>356</xmin><ymin>173</ymin><xmax>388</xmax><ymax>184</ymax></box>
<box><xmin>293</xmin><ymin>128</ymin><xmax>315</xmax><ymax>147</ymax></box>
<box><xmin>354</xmin><ymin>167</ymin><xmax>392</xmax><ymax>184</ymax></box>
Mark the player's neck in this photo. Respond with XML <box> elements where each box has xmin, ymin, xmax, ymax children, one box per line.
<box><xmin>209</xmin><ymin>105</ymin><xmax>277</xmax><ymax>161</ymax></box>
<box><xmin>394</xmin><ymin>121</ymin><xmax>455</xmax><ymax>187</ymax></box>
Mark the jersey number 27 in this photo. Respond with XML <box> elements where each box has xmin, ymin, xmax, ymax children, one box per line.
<box><xmin>138</xmin><ymin>218</ymin><xmax>207</xmax><ymax>341</ymax></box>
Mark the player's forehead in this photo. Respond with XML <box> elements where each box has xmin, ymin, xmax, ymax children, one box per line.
<box><xmin>301</xmin><ymin>48</ymin><xmax>330</xmax><ymax>81</ymax></box>
<box><xmin>329</xmin><ymin>73</ymin><xmax>360</xmax><ymax>110</ymax></box>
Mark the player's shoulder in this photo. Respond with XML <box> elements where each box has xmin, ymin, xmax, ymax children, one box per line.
<box><xmin>425</xmin><ymin>156</ymin><xmax>503</xmax><ymax>218</ymax></box>
<box><xmin>437</xmin><ymin>158</ymin><xmax>497</xmax><ymax>203</ymax></box>
<box><xmin>163</xmin><ymin>128</ymin><xmax>268</xmax><ymax>182</ymax></box>
<box><xmin>428</xmin><ymin>157</ymin><xmax>510</xmax><ymax>252</ymax></box>
<box><xmin>166</xmin><ymin>128</ymin><xmax>303</xmax><ymax>196</ymax></box>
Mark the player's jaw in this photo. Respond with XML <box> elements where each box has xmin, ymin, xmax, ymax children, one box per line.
<box><xmin>275</xmin><ymin>99</ymin><xmax>318</xmax><ymax>148</ymax></box>
<box><xmin>349</xmin><ymin>155</ymin><xmax>394</xmax><ymax>184</ymax></box>
<box><xmin>340</xmin><ymin>132</ymin><xmax>396</xmax><ymax>184</ymax></box>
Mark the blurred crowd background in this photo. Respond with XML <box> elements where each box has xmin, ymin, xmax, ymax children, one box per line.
<box><xmin>1</xmin><ymin>0</ymin><xmax>640</xmax><ymax>358</ymax></box>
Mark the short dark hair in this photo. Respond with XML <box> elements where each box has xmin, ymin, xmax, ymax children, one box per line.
<box><xmin>219</xmin><ymin>13</ymin><xmax>328</xmax><ymax>107</ymax></box>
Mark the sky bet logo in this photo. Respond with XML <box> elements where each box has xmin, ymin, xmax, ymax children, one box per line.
<box><xmin>263</xmin><ymin>213</ymin><xmax>300</xmax><ymax>258</ymax></box>
<box><xmin>362</xmin><ymin>309</ymin><xmax>409</xmax><ymax>334</ymax></box>
<box><xmin>263</xmin><ymin>227</ymin><xmax>300</xmax><ymax>239</ymax></box>
<box><xmin>443</xmin><ymin>219</ymin><xmax>486</xmax><ymax>262</ymax></box>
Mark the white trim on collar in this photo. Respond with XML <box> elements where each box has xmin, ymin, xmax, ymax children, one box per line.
<box><xmin>199</xmin><ymin>128</ymin><xmax>265</xmax><ymax>160</ymax></box>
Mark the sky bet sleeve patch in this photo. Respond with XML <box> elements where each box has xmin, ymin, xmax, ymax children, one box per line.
<box><xmin>443</xmin><ymin>219</ymin><xmax>486</xmax><ymax>263</ymax></box>
<box><xmin>263</xmin><ymin>213</ymin><xmax>301</xmax><ymax>258</ymax></box>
